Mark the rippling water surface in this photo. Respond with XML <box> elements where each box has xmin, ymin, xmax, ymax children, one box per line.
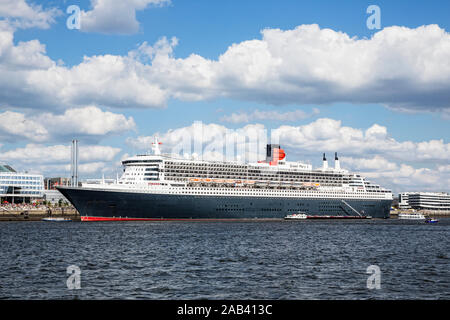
<box><xmin>0</xmin><ymin>218</ymin><xmax>448</xmax><ymax>299</ymax></box>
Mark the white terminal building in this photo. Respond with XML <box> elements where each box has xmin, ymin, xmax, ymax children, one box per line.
<box><xmin>399</xmin><ymin>192</ymin><xmax>450</xmax><ymax>211</ymax></box>
<box><xmin>0</xmin><ymin>164</ymin><xmax>44</xmax><ymax>204</ymax></box>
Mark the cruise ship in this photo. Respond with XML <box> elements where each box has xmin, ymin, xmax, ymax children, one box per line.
<box><xmin>57</xmin><ymin>139</ymin><xmax>393</xmax><ymax>221</ymax></box>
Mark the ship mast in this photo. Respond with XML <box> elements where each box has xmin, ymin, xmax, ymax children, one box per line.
<box><xmin>152</xmin><ymin>137</ymin><xmax>162</xmax><ymax>155</ymax></box>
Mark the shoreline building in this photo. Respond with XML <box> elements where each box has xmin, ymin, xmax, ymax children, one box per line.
<box><xmin>43</xmin><ymin>177</ymin><xmax>71</xmax><ymax>205</ymax></box>
<box><xmin>399</xmin><ymin>192</ymin><xmax>450</xmax><ymax>211</ymax></box>
<box><xmin>0</xmin><ymin>164</ymin><xmax>44</xmax><ymax>204</ymax></box>
<box><xmin>43</xmin><ymin>189</ymin><xmax>70</xmax><ymax>205</ymax></box>
<box><xmin>44</xmin><ymin>177</ymin><xmax>71</xmax><ymax>190</ymax></box>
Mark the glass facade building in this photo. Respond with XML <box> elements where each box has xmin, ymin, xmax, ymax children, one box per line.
<box><xmin>399</xmin><ymin>192</ymin><xmax>450</xmax><ymax>211</ymax></box>
<box><xmin>0</xmin><ymin>164</ymin><xmax>44</xmax><ymax>203</ymax></box>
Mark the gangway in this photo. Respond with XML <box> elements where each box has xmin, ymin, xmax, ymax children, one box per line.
<box><xmin>340</xmin><ymin>200</ymin><xmax>362</xmax><ymax>217</ymax></box>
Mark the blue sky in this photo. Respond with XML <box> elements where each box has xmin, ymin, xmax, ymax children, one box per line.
<box><xmin>0</xmin><ymin>0</ymin><xmax>449</xmax><ymax>193</ymax></box>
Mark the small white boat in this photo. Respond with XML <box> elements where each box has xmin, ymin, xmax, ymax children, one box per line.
<box><xmin>284</xmin><ymin>213</ymin><xmax>308</xmax><ymax>220</ymax></box>
<box><xmin>42</xmin><ymin>217</ymin><xmax>72</xmax><ymax>222</ymax></box>
<box><xmin>398</xmin><ymin>212</ymin><xmax>426</xmax><ymax>220</ymax></box>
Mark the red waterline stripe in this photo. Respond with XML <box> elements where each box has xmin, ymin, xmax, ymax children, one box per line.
<box><xmin>80</xmin><ymin>216</ymin><xmax>274</xmax><ymax>222</ymax></box>
<box><xmin>81</xmin><ymin>216</ymin><xmax>371</xmax><ymax>222</ymax></box>
<box><xmin>306</xmin><ymin>216</ymin><xmax>371</xmax><ymax>219</ymax></box>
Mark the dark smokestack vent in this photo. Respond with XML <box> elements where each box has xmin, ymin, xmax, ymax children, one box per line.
<box><xmin>335</xmin><ymin>152</ymin><xmax>338</xmax><ymax>160</ymax></box>
<box><xmin>323</xmin><ymin>153</ymin><xmax>326</xmax><ymax>161</ymax></box>
<box><xmin>266</xmin><ymin>144</ymin><xmax>280</xmax><ymax>162</ymax></box>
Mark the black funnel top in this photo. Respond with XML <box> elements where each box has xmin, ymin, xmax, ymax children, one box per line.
<box><xmin>266</xmin><ymin>144</ymin><xmax>280</xmax><ymax>162</ymax></box>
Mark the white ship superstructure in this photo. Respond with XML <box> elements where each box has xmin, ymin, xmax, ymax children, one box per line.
<box><xmin>100</xmin><ymin>139</ymin><xmax>391</xmax><ymax>201</ymax></box>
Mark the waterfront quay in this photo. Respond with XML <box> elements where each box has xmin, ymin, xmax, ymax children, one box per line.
<box><xmin>0</xmin><ymin>204</ymin><xmax>80</xmax><ymax>221</ymax></box>
<box><xmin>2</xmin><ymin>205</ymin><xmax>449</xmax><ymax>222</ymax></box>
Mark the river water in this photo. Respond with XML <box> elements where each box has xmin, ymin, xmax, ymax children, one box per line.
<box><xmin>0</xmin><ymin>218</ymin><xmax>448</xmax><ymax>299</ymax></box>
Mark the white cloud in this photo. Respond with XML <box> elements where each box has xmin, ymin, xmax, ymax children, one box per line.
<box><xmin>31</xmin><ymin>162</ymin><xmax>108</xmax><ymax>175</ymax></box>
<box><xmin>0</xmin><ymin>110</ymin><xmax>48</xmax><ymax>142</ymax></box>
<box><xmin>80</xmin><ymin>0</ymin><xmax>170</xmax><ymax>34</ymax></box>
<box><xmin>1</xmin><ymin>24</ymin><xmax>450</xmax><ymax>114</ymax></box>
<box><xmin>0</xmin><ymin>21</ymin><xmax>54</xmax><ymax>70</ymax></box>
<box><xmin>0</xmin><ymin>0</ymin><xmax>61</xmax><ymax>29</ymax></box>
<box><xmin>336</xmin><ymin>155</ymin><xmax>450</xmax><ymax>193</ymax></box>
<box><xmin>126</xmin><ymin>122</ymin><xmax>268</xmax><ymax>162</ymax></box>
<box><xmin>23</xmin><ymin>52</ymin><xmax>168</xmax><ymax>110</ymax></box>
<box><xmin>438</xmin><ymin>164</ymin><xmax>450</xmax><ymax>173</ymax></box>
<box><xmin>272</xmin><ymin>118</ymin><xmax>450</xmax><ymax>163</ymax></box>
<box><xmin>125</xmin><ymin>135</ymin><xmax>154</xmax><ymax>150</ymax></box>
<box><xmin>0</xmin><ymin>143</ymin><xmax>122</xmax><ymax>178</ymax></box>
<box><xmin>0</xmin><ymin>106</ymin><xmax>136</xmax><ymax>142</ymax></box>
<box><xmin>139</xmin><ymin>24</ymin><xmax>450</xmax><ymax>113</ymax></box>
<box><xmin>0</xmin><ymin>23</ymin><xmax>168</xmax><ymax>110</ymax></box>
<box><xmin>220</xmin><ymin>108</ymin><xmax>319</xmax><ymax>124</ymax></box>
<box><xmin>357</xmin><ymin>162</ymin><xmax>446</xmax><ymax>193</ymax></box>
<box><xmin>0</xmin><ymin>144</ymin><xmax>121</xmax><ymax>164</ymax></box>
<box><xmin>42</xmin><ymin>106</ymin><xmax>136</xmax><ymax>138</ymax></box>
<box><xmin>341</xmin><ymin>156</ymin><xmax>399</xmax><ymax>171</ymax></box>
<box><xmin>75</xmin><ymin>162</ymin><xmax>107</xmax><ymax>174</ymax></box>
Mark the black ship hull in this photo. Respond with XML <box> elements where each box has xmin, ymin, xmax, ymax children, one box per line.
<box><xmin>57</xmin><ymin>187</ymin><xmax>392</xmax><ymax>220</ymax></box>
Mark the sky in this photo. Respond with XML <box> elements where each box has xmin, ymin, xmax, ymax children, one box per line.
<box><xmin>0</xmin><ymin>0</ymin><xmax>449</xmax><ymax>194</ymax></box>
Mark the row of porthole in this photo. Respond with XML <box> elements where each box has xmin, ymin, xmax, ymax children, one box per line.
<box><xmin>160</xmin><ymin>192</ymin><xmax>385</xmax><ymax>199</ymax></box>
<box><xmin>162</xmin><ymin>188</ymin><xmax>383</xmax><ymax>195</ymax></box>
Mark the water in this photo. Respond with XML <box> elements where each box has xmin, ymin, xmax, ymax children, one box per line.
<box><xmin>0</xmin><ymin>219</ymin><xmax>448</xmax><ymax>300</ymax></box>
